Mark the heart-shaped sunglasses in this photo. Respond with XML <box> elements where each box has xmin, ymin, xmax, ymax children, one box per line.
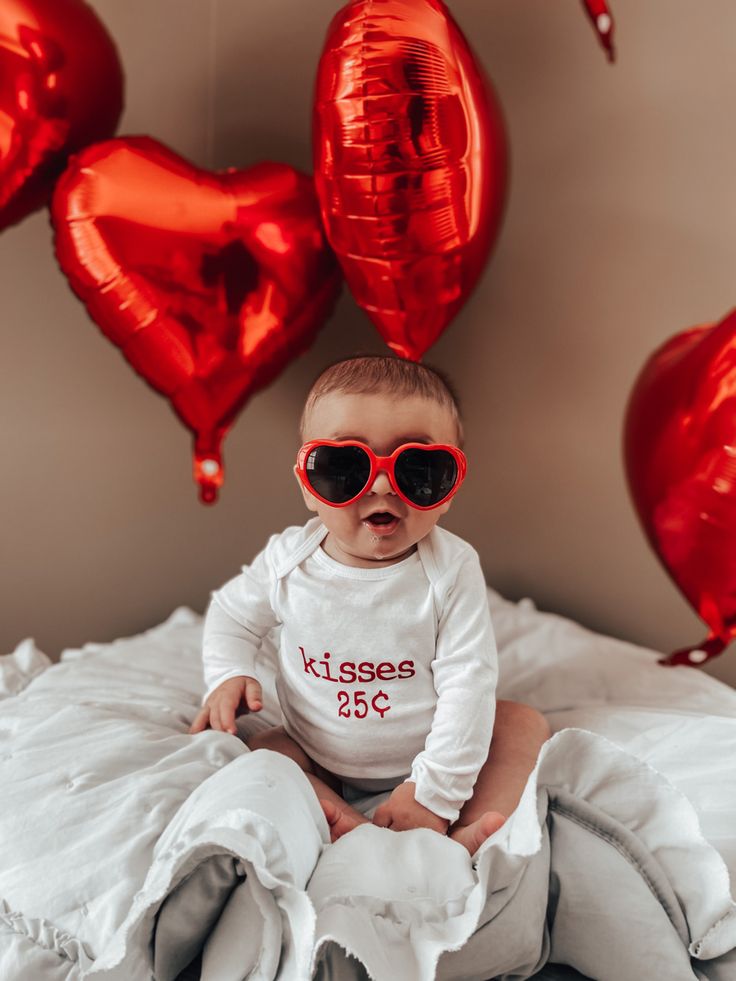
<box><xmin>296</xmin><ymin>440</ymin><xmax>467</xmax><ymax>510</ymax></box>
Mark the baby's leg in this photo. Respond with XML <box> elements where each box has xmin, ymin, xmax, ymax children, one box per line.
<box><xmin>247</xmin><ymin>726</ymin><xmax>369</xmax><ymax>841</ymax></box>
<box><xmin>449</xmin><ymin>700</ymin><xmax>551</xmax><ymax>856</ymax></box>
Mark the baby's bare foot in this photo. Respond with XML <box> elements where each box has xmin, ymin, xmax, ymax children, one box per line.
<box><xmin>449</xmin><ymin>811</ymin><xmax>506</xmax><ymax>856</ymax></box>
<box><xmin>320</xmin><ymin>798</ymin><xmax>370</xmax><ymax>843</ymax></box>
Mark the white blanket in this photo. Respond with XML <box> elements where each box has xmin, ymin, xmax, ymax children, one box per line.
<box><xmin>0</xmin><ymin>591</ymin><xmax>735</xmax><ymax>980</ymax></box>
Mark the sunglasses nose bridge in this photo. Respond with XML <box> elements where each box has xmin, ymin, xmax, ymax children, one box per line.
<box><xmin>366</xmin><ymin>455</ymin><xmax>396</xmax><ymax>496</ymax></box>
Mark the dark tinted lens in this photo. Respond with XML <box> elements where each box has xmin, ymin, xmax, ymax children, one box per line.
<box><xmin>305</xmin><ymin>444</ymin><xmax>371</xmax><ymax>503</ymax></box>
<box><xmin>395</xmin><ymin>448</ymin><xmax>458</xmax><ymax>506</ymax></box>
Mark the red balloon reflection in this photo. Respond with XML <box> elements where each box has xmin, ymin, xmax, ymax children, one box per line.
<box><xmin>0</xmin><ymin>0</ymin><xmax>123</xmax><ymax>231</ymax></box>
<box><xmin>52</xmin><ymin>137</ymin><xmax>341</xmax><ymax>503</ymax></box>
<box><xmin>313</xmin><ymin>0</ymin><xmax>509</xmax><ymax>361</ymax></box>
<box><xmin>625</xmin><ymin>309</ymin><xmax>736</xmax><ymax>665</ymax></box>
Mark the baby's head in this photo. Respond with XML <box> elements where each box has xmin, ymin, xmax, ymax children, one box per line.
<box><xmin>295</xmin><ymin>354</ymin><xmax>465</xmax><ymax>568</ymax></box>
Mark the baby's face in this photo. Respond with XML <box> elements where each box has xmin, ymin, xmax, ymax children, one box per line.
<box><xmin>297</xmin><ymin>390</ymin><xmax>461</xmax><ymax>568</ymax></box>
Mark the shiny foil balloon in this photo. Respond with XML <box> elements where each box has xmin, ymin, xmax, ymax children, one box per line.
<box><xmin>0</xmin><ymin>0</ymin><xmax>123</xmax><ymax>231</ymax></box>
<box><xmin>52</xmin><ymin>137</ymin><xmax>341</xmax><ymax>504</ymax></box>
<box><xmin>624</xmin><ymin>309</ymin><xmax>736</xmax><ymax>666</ymax></box>
<box><xmin>313</xmin><ymin>0</ymin><xmax>508</xmax><ymax>361</ymax></box>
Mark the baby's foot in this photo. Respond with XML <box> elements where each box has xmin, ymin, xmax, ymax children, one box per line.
<box><xmin>449</xmin><ymin>811</ymin><xmax>506</xmax><ymax>856</ymax></box>
<box><xmin>320</xmin><ymin>798</ymin><xmax>370</xmax><ymax>843</ymax></box>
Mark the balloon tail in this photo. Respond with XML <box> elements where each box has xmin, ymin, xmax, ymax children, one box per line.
<box><xmin>193</xmin><ymin>438</ymin><xmax>224</xmax><ymax>505</ymax></box>
<box><xmin>386</xmin><ymin>339</ymin><xmax>421</xmax><ymax>362</ymax></box>
<box><xmin>581</xmin><ymin>0</ymin><xmax>616</xmax><ymax>62</ymax></box>
<box><xmin>659</xmin><ymin>633</ymin><xmax>727</xmax><ymax>667</ymax></box>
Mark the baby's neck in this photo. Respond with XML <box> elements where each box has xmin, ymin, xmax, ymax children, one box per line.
<box><xmin>320</xmin><ymin>535</ymin><xmax>417</xmax><ymax>569</ymax></box>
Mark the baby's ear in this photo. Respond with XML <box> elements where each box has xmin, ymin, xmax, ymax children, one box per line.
<box><xmin>293</xmin><ymin>464</ymin><xmax>319</xmax><ymax>513</ymax></box>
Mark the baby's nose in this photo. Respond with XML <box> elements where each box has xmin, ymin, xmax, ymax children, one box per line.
<box><xmin>368</xmin><ymin>467</ymin><xmax>394</xmax><ymax>495</ymax></box>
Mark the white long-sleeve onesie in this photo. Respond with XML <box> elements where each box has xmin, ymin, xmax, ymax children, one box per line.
<box><xmin>201</xmin><ymin>517</ymin><xmax>498</xmax><ymax>822</ymax></box>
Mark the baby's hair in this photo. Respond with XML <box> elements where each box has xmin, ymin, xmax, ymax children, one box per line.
<box><xmin>300</xmin><ymin>353</ymin><xmax>464</xmax><ymax>446</ymax></box>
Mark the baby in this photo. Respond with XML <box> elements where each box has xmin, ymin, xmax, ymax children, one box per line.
<box><xmin>190</xmin><ymin>354</ymin><xmax>550</xmax><ymax>855</ymax></box>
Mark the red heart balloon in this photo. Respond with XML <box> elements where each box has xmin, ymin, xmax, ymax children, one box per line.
<box><xmin>0</xmin><ymin>0</ymin><xmax>123</xmax><ymax>231</ymax></box>
<box><xmin>313</xmin><ymin>0</ymin><xmax>508</xmax><ymax>361</ymax></box>
<box><xmin>51</xmin><ymin>137</ymin><xmax>341</xmax><ymax>503</ymax></box>
<box><xmin>624</xmin><ymin>309</ymin><xmax>736</xmax><ymax>665</ymax></box>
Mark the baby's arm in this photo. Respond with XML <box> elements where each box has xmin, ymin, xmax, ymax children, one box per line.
<box><xmin>395</xmin><ymin>551</ymin><xmax>498</xmax><ymax>827</ymax></box>
<box><xmin>190</xmin><ymin>541</ymin><xmax>280</xmax><ymax>735</ymax></box>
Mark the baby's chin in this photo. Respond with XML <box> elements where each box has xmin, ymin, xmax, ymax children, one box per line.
<box><xmin>362</xmin><ymin>533</ymin><xmax>417</xmax><ymax>564</ymax></box>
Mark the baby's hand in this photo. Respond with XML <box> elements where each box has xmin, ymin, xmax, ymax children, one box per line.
<box><xmin>372</xmin><ymin>781</ymin><xmax>449</xmax><ymax>835</ymax></box>
<box><xmin>189</xmin><ymin>676</ymin><xmax>262</xmax><ymax>735</ymax></box>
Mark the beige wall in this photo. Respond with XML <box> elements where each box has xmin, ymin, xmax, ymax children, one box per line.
<box><xmin>3</xmin><ymin>0</ymin><xmax>736</xmax><ymax>688</ymax></box>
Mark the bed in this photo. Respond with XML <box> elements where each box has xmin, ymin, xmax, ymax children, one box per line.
<box><xmin>1</xmin><ymin>587</ymin><xmax>735</xmax><ymax>980</ymax></box>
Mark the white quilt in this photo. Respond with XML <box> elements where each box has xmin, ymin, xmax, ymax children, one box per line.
<box><xmin>1</xmin><ymin>590</ymin><xmax>735</xmax><ymax>981</ymax></box>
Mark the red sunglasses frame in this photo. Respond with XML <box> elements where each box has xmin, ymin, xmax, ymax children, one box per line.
<box><xmin>296</xmin><ymin>439</ymin><xmax>467</xmax><ymax>510</ymax></box>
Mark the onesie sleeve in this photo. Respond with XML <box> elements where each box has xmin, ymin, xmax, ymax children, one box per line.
<box><xmin>408</xmin><ymin>550</ymin><xmax>498</xmax><ymax>823</ymax></box>
<box><xmin>201</xmin><ymin>539</ymin><xmax>281</xmax><ymax>702</ymax></box>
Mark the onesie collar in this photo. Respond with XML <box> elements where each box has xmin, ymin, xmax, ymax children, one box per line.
<box><xmin>310</xmin><ymin>540</ymin><xmax>421</xmax><ymax>580</ymax></box>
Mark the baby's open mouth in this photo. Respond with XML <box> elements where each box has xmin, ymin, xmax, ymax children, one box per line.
<box><xmin>363</xmin><ymin>511</ymin><xmax>400</xmax><ymax>535</ymax></box>
<box><xmin>366</xmin><ymin>512</ymin><xmax>396</xmax><ymax>525</ymax></box>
